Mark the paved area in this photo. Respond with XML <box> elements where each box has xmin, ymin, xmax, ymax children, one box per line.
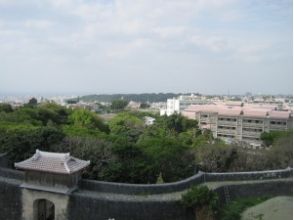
<box><xmin>241</xmin><ymin>196</ymin><xmax>293</xmax><ymax>220</ymax></box>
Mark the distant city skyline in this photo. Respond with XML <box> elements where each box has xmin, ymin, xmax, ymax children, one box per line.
<box><xmin>0</xmin><ymin>0</ymin><xmax>292</xmax><ymax>95</ymax></box>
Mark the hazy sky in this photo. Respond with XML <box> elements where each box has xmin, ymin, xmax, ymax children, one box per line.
<box><xmin>0</xmin><ymin>0</ymin><xmax>292</xmax><ymax>95</ymax></box>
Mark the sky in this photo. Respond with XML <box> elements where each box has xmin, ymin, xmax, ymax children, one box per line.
<box><xmin>0</xmin><ymin>0</ymin><xmax>292</xmax><ymax>95</ymax></box>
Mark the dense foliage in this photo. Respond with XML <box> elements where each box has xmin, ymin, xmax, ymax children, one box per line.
<box><xmin>0</xmin><ymin>101</ymin><xmax>292</xmax><ymax>184</ymax></box>
<box><xmin>182</xmin><ymin>185</ymin><xmax>219</xmax><ymax>220</ymax></box>
<box><xmin>182</xmin><ymin>186</ymin><xmax>219</xmax><ymax>210</ymax></box>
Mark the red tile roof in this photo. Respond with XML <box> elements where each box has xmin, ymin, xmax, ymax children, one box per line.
<box><xmin>183</xmin><ymin>104</ymin><xmax>291</xmax><ymax>119</ymax></box>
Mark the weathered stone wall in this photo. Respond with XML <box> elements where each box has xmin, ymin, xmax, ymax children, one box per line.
<box><xmin>68</xmin><ymin>193</ymin><xmax>193</xmax><ymax>220</ymax></box>
<box><xmin>80</xmin><ymin>168</ymin><xmax>292</xmax><ymax>195</ymax></box>
<box><xmin>79</xmin><ymin>172</ymin><xmax>205</xmax><ymax>195</ymax></box>
<box><xmin>69</xmin><ymin>180</ymin><xmax>293</xmax><ymax>220</ymax></box>
<box><xmin>0</xmin><ymin>167</ymin><xmax>292</xmax><ymax>220</ymax></box>
<box><xmin>204</xmin><ymin>168</ymin><xmax>293</xmax><ymax>182</ymax></box>
<box><xmin>0</xmin><ymin>177</ymin><xmax>22</xmax><ymax>220</ymax></box>
<box><xmin>214</xmin><ymin>180</ymin><xmax>293</xmax><ymax>206</ymax></box>
<box><xmin>0</xmin><ymin>153</ymin><xmax>9</xmax><ymax>168</ymax></box>
<box><xmin>0</xmin><ymin>167</ymin><xmax>24</xmax><ymax>180</ymax></box>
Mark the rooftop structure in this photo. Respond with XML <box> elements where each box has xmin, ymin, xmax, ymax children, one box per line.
<box><xmin>15</xmin><ymin>150</ymin><xmax>90</xmax><ymax>194</ymax></box>
<box><xmin>15</xmin><ymin>150</ymin><xmax>90</xmax><ymax>174</ymax></box>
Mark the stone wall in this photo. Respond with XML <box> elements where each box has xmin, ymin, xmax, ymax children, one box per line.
<box><xmin>0</xmin><ymin>177</ymin><xmax>22</xmax><ymax>220</ymax></box>
<box><xmin>214</xmin><ymin>180</ymin><xmax>293</xmax><ymax>206</ymax></box>
<box><xmin>79</xmin><ymin>172</ymin><xmax>205</xmax><ymax>195</ymax></box>
<box><xmin>0</xmin><ymin>167</ymin><xmax>292</xmax><ymax>220</ymax></box>
<box><xmin>0</xmin><ymin>153</ymin><xmax>9</xmax><ymax>168</ymax></box>
<box><xmin>68</xmin><ymin>193</ymin><xmax>193</xmax><ymax>220</ymax></box>
<box><xmin>0</xmin><ymin>167</ymin><xmax>24</xmax><ymax>180</ymax></box>
<box><xmin>80</xmin><ymin>168</ymin><xmax>292</xmax><ymax>195</ymax></box>
<box><xmin>204</xmin><ymin>168</ymin><xmax>292</xmax><ymax>182</ymax></box>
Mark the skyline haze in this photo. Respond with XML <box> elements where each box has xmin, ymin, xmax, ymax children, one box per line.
<box><xmin>0</xmin><ymin>0</ymin><xmax>293</xmax><ymax>95</ymax></box>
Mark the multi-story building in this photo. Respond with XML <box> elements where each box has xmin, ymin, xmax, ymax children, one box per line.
<box><xmin>182</xmin><ymin>104</ymin><xmax>293</xmax><ymax>147</ymax></box>
<box><xmin>160</xmin><ymin>94</ymin><xmax>212</xmax><ymax>116</ymax></box>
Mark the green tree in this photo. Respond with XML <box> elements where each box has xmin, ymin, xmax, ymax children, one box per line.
<box><xmin>109</xmin><ymin>112</ymin><xmax>144</xmax><ymax>142</ymax></box>
<box><xmin>265</xmin><ymin>132</ymin><xmax>293</xmax><ymax>169</ymax></box>
<box><xmin>139</xmin><ymin>103</ymin><xmax>150</xmax><ymax>109</ymax></box>
<box><xmin>0</xmin><ymin>103</ymin><xmax>13</xmax><ymax>113</ymax></box>
<box><xmin>261</xmin><ymin>130</ymin><xmax>290</xmax><ymax>147</ymax></box>
<box><xmin>182</xmin><ymin>185</ymin><xmax>219</xmax><ymax>220</ymax></box>
<box><xmin>69</xmin><ymin>109</ymin><xmax>109</xmax><ymax>133</ymax></box>
<box><xmin>137</xmin><ymin>136</ymin><xmax>194</xmax><ymax>182</ymax></box>
<box><xmin>106</xmin><ymin>139</ymin><xmax>157</xmax><ymax>183</ymax></box>
<box><xmin>110</xmin><ymin>99</ymin><xmax>129</xmax><ymax>111</ymax></box>
<box><xmin>51</xmin><ymin>136</ymin><xmax>114</xmax><ymax>180</ymax></box>
<box><xmin>26</xmin><ymin>97</ymin><xmax>38</xmax><ymax>107</ymax></box>
<box><xmin>0</xmin><ymin>125</ymin><xmax>64</xmax><ymax>163</ymax></box>
<box><xmin>157</xmin><ymin>114</ymin><xmax>198</xmax><ymax>133</ymax></box>
<box><xmin>195</xmin><ymin>144</ymin><xmax>238</xmax><ymax>172</ymax></box>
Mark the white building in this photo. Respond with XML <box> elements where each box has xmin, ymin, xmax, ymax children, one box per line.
<box><xmin>160</xmin><ymin>94</ymin><xmax>211</xmax><ymax>116</ymax></box>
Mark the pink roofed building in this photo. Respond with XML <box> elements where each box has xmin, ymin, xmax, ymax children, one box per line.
<box><xmin>182</xmin><ymin>104</ymin><xmax>292</xmax><ymax>147</ymax></box>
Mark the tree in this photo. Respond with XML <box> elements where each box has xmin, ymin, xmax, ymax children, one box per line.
<box><xmin>109</xmin><ymin>112</ymin><xmax>144</xmax><ymax>142</ymax></box>
<box><xmin>265</xmin><ymin>132</ymin><xmax>293</xmax><ymax>169</ymax></box>
<box><xmin>110</xmin><ymin>99</ymin><xmax>129</xmax><ymax>111</ymax></box>
<box><xmin>195</xmin><ymin>144</ymin><xmax>238</xmax><ymax>172</ymax></box>
<box><xmin>137</xmin><ymin>136</ymin><xmax>194</xmax><ymax>182</ymax></box>
<box><xmin>27</xmin><ymin>97</ymin><xmax>38</xmax><ymax>107</ymax></box>
<box><xmin>260</xmin><ymin>131</ymin><xmax>290</xmax><ymax>147</ymax></box>
<box><xmin>139</xmin><ymin>103</ymin><xmax>150</xmax><ymax>109</ymax></box>
<box><xmin>157</xmin><ymin>114</ymin><xmax>198</xmax><ymax>133</ymax></box>
<box><xmin>106</xmin><ymin>138</ymin><xmax>158</xmax><ymax>183</ymax></box>
<box><xmin>51</xmin><ymin>136</ymin><xmax>114</xmax><ymax>180</ymax></box>
<box><xmin>0</xmin><ymin>125</ymin><xmax>64</xmax><ymax>163</ymax></box>
<box><xmin>69</xmin><ymin>109</ymin><xmax>109</xmax><ymax>133</ymax></box>
<box><xmin>0</xmin><ymin>103</ymin><xmax>13</xmax><ymax>113</ymax></box>
<box><xmin>182</xmin><ymin>185</ymin><xmax>219</xmax><ymax>220</ymax></box>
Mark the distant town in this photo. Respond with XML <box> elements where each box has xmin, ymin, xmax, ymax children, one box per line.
<box><xmin>1</xmin><ymin>92</ymin><xmax>292</xmax><ymax>149</ymax></box>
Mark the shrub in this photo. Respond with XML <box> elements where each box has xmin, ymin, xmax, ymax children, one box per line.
<box><xmin>182</xmin><ymin>185</ymin><xmax>219</xmax><ymax>212</ymax></box>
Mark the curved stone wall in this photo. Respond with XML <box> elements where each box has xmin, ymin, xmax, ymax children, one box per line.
<box><xmin>0</xmin><ymin>166</ymin><xmax>292</xmax><ymax>220</ymax></box>
<box><xmin>80</xmin><ymin>168</ymin><xmax>292</xmax><ymax>195</ymax></box>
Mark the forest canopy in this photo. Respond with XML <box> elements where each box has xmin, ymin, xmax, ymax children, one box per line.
<box><xmin>0</xmin><ymin>101</ymin><xmax>292</xmax><ymax>184</ymax></box>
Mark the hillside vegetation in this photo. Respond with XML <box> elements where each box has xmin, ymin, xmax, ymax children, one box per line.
<box><xmin>0</xmin><ymin>101</ymin><xmax>292</xmax><ymax>183</ymax></box>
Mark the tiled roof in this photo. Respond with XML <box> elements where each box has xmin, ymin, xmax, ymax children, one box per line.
<box><xmin>183</xmin><ymin>104</ymin><xmax>291</xmax><ymax>119</ymax></box>
<box><xmin>15</xmin><ymin>150</ymin><xmax>90</xmax><ymax>174</ymax></box>
<box><xmin>268</xmin><ymin>111</ymin><xmax>291</xmax><ymax>119</ymax></box>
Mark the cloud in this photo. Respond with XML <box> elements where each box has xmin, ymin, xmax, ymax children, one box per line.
<box><xmin>24</xmin><ymin>20</ymin><xmax>54</xmax><ymax>29</ymax></box>
<box><xmin>0</xmin><ymin>0</ymin><xmax>292</xmax><ymax>94</ymax></box>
